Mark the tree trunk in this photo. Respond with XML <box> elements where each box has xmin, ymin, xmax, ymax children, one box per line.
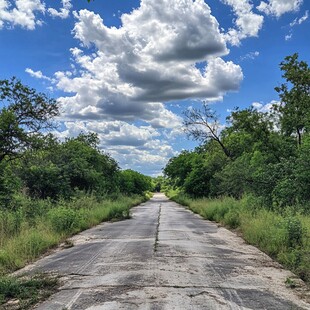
<box><xmin>297</xmin><ymin>128</ymin><xmax>302</xmax><ymax>146</ymax></box>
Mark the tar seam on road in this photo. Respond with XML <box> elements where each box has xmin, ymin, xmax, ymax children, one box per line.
<box><xmin>154</xmin><ymin>203</ymin><xmax>161</xmax><ymax>253</ymax></box>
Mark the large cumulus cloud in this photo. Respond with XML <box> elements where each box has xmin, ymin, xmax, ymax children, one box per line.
<box><xmin>54</xmin><ymin>0</ymin><xmax>243</xmax><ymax>125</ymax></box>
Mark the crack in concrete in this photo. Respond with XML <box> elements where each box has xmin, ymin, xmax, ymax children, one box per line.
<box><xmin>188</xmin><ymin>290</ymin><xmax>211</xmax><ymax>298</ymax></box>
<box><xmin>64</xmin><ymin>273</ymin><xmax>94</xmax><ymax>277</ymax></box>
<box><xmin>153</xmin><ymin>204</ymin><xmax>161</xmax><ymax>254</ymax></box>
<box><xmin>187</xmin><ymin>291</ymin><xmax>227</xmax><ymax>305</ymax></box>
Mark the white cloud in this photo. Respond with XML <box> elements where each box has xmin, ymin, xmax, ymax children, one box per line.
<box><xmin>257</xmin><ymin>0</ymin><xmax>303</xmax><ymax>17</ymax></box>
<box><xmin>252</xmin><ymin>100</ymin><xmax>280</xmax><ymax>113</ymax></box>
<box><xmin>0</xmin><ymin>0</ymin><xmax>73</xmax><ymax>29</ymax></box>
<box><xmin>285</xmin><ymin>10</ymin><xmax>308</xmax><ymax>40</ymax></box>
<box><xmin>56</xmin><ymin>121</ymin><xmax>159</xmax><ymax>146</ymax></box>
<box><xmin>25</xmin><ymin>68</ymin><xmax>55</xmax><ymax>82</ymax></box>
<box><xmin>290</xmin><ymin>9</ymin><xmax>309</xmax><ymax>28</ymax></box>
<box><xmin>221</xmin><ymin>0</ymin><xmax>264</xmax><ymax>46</ymax></box>
<box><xmin>290</xmin><ymin>10</ymin><xmax>309</xmax><ymax>26</ymax></box>
<box><xmin>285</xmin><ymin>33</ymin><xmax>293</xmax><ymax>41</ymax></box>
<box><xmin>19</xmin><ymin>0</ymin><xmax>248</xmax><ymax>175</ymax></box>
<box><xmin>48</xmin><ymin>0</ymin><xmax>72</xmax><ymax>19</ymax></box>
<box><xmin>240</xmin><ymin>51</ymin><xmax>260</xmax><ymax>61</ymax></box>
<box><xmin>0</xmin><ymin>0</ymin><xmax>45</xmax><ymax>30</ymax></box>
<box><xmin>147</xmin><ymin>109</ymin><xmax>182</xmax><ymax>129</ymax></box>
<box><xmin>109</xmin><ymin>143</ymin><xmax>176</xmax><ymax>176</ymax></box>
<box><xmin>53</xmin><ymin>1</ymin><xmax>242</xmax><ymax>127</ymax></box>
<box><xmin>163</xmin><ymin>126</ymin><xmax>184</xmax><ymax>140</ymax></box>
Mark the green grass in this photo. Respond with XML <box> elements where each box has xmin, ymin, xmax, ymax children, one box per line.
<box><xmin>0</xmin><ymin>193</ymin><xmax>149</xmax><ymax>275</ymax></box>
<box><xmin>0</xmin><ymin>274</ymin><xmax>59</xmax><ymax>309</ymax></box>
<box><xmin>169</xmin><ymin>192</ymin><xmax>310</xmax><ymax>284</ymax></box>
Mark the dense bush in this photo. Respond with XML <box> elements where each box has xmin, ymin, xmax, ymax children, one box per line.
<box><xmin>18</xmin><ymin>133</ymin><xmax>120</xmax><ymax>200</ymax></box>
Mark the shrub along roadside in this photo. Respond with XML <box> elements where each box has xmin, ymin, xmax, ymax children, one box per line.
<box><xmin>168</xmin><ymin>191</ymin><xmax>310</xmax><ymax>284</ymax></box>
<box><xmin>0</xmin><ymin>194</ymin><xmax>149</xmax><ymax>275</ymax></box>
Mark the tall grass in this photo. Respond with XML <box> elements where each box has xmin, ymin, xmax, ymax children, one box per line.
<box><xmin>169</xmin><ymin>192</ymin><xmax>310</xmax><ymax>283</ymax></box>
<box><xmin>0</xmin><ymin>193</ymin><xmax>149</xmax><ymax>275</ymax></box>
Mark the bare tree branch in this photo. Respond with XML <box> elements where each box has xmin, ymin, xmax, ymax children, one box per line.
<box><xmin>183</xmin><ymin>102</ymin><xmax>232</xmax><ymax>158</ymax></box>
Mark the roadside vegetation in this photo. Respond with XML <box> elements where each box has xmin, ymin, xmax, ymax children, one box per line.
<box><xmin>0</xmin><ymin>77</ymin><xmax>154</xmax><ymax>308</ymax></box>
<box><xmin>0</xmin><ymin>194</ymin><xmax>149</xmax><ymax>274</ymax></box>
<box><xmin>0</xmin><ymin>274</ymin><xmax>59</xmax><ymax>309</ymax></box>
<box><xmin>164</xmin><ymin>54</ymin><xmax>310</xmax><ymax>284</ymax></box>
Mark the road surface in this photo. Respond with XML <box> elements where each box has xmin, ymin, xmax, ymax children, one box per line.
<box><xmin>28</xmin><ymin>193</ymin><xmax>309</xmax><ymax>309</ymax></box>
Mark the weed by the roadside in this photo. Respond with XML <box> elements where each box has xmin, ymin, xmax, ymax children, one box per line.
<box><xmin>285</xmin><ymin>277</ymin><xmax>297</xmax><ymax>288</ymax></box>
<box><xmin>48</xmin><ymin>207</ymin><xmax>81</xmax><ymax>233</ymax></box>
<box><xmin>0</xmin><ymin>274</ymin><xmax>59</xmax><ymax>309</ymax></box>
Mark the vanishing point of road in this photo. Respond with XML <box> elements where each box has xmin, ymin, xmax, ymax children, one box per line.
<box><xmin>30</xmin><ymin>193</ymin><xmax>309</xmax><ymax>309</ymax></box>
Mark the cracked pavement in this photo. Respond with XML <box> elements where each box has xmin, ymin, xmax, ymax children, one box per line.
<box><xmin>28</xmin><ymin>193</ymin><xmax>310</xmax><ymax>309</ymax></box>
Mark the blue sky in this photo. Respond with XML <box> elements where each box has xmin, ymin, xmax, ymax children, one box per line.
<box><xmin>0</xmin><ymin>0</ymin><xmax>309</xmax><ymax>176</ymax></box>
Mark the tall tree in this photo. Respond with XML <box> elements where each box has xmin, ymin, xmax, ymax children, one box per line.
<box><xmin>164</xmin><ymin>151</ymin><xmax>200</xmax><ymax>188</ymax></box>
<box><xmin>0</xmin><ymin>77</ymin><xmax>59</xmax><ymax>162</ymax></box>
<box><xmin>223</xmin><ymin>107</ymin><xmax>281</xmax><ymax>160</ymax></box>
<box><xmin>274</xmin><ymin>53</ymin><xmax>310</xmax><ymax>146</ymax></box>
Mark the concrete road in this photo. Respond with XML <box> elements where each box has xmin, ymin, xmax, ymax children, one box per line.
<box><xmin>30</xmin><ymin>193</ymin><xmax>309</xmax><ymax>309</ymax></box>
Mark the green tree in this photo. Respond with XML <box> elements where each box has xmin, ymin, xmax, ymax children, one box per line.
<box><xmin>214</xmin><ymin>153</ymin><xmax>255</xmax><ymax>199</ymax></box>
<box><xmin>163</xmin><ymin>151</ymin><xmax>200</xmax><ymax>188</ymax></box>
<box><xmin>274</xmin><ymin>53</ymin><xmax>310</xmax><ymax>146</ymax></box>
<box><xmin>119</xmin><ymin>170</ymin><xmax>152</xmax><ymax>195</ymax></box>
<box><xmin>20</xmin><ymin>133</ymin><xmax>119</xmax><ymax>199</ymax></box>
<box><xmin>0</xmin><ymin>77</ymin><xmax>58</xmax><ymax>162</ymax></box>
<box><xmin>164</xmin><ymin>142</ymin><xmax>228</xmax><ymax>197</ymax></box>
<box><xmin>20</xmin><ymin>147</ymin><xmax>70</xmax><ymax>199</ymax></box>
<box><xmin>56</xmin><ymin>133</ymin><xmax>119</xmax><ymax>196</ymax></box>
<box><xmin>224</xmin><ymin>107</ymin><xmax>278</xmax><ymax>158</ymax></box>
<box><xmin>183</xmin><ymin>162</ymin><xmax>211</xmax><ymax>197</ymax></box>
<box><xmin>164</xmin><ymin>53</ymin><xmax>310</xmax><ymax>208</ymax></box>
